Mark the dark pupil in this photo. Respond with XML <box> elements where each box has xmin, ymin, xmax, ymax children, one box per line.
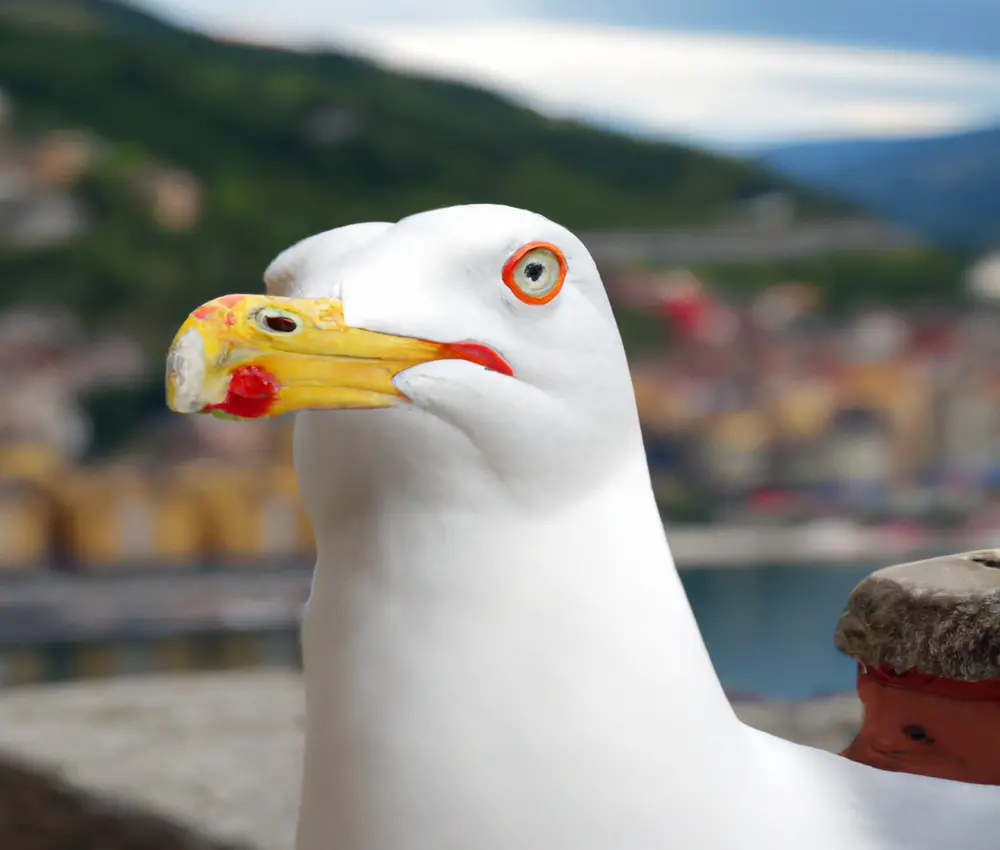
<box><xmin>265</xmin><ymin>314</ymin><xmax>297</xmax><ymax>333</ymax></box>
<box><xmin>524</xmin><ymin>261</ymin><xmax>545</xmax><ymax>282</ymax></box>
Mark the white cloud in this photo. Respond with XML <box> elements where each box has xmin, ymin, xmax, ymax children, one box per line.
<box><xmin>326</xmin><ymin>22</ymin><xmax>1000</xmax><ymax>147</ymax></box>
<box><xmin>138</xmin><ymin>0</ymin><xmax>530</xmax><ymax>34</ymax></box>
<box><xmin>136</xmin><ymin>2</ymin><xmax>1000</xmax><ymax>146</ymax></box>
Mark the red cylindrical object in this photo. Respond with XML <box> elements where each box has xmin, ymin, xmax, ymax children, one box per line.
<box><xmin>834</xmin><ymin>550</ymin><xmax>1000</xmax><ymax>785</ymax></box>
<box><xmin>842</xmin><ymin>665</ymin><xmax>1000</xmax><ymax>785</ymax></box>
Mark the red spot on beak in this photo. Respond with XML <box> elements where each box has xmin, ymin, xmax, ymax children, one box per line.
<box><xmin>449</xmin><ymin>342</ymin><xmax>514</xmax><ymax>377</ymax></box>
<box><xmin>204</xmin><ymin>364</ymin><xmax>279</xmax><ymax>419</ymax></box>
<box><xmin>193</xmin><ymin>294</ymin><xmax>246</xmax><ymax>321</ymax></box>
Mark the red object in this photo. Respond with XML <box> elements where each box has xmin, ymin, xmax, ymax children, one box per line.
<box><xmin>748</xmin><ymin>488</ymin><xmax>793</xmax><ymax>511</ymax></box>
<box><xmin>842</xmin><ymin>664</ymin><xmax>1000</xmax><ymax>784</ymax></box>
<box><xmin>912</xmin><ymin>324</ymin><xmax>955</xmax><ymax>357</ymax></box>
<box><xmin>449</xmin><ymin>342</ymin><xmax>515</xmax><ymax>377</ymax></box>
<box><xmin>656</xmin><ymin>297</ymin><xmax>706</xmax><ymax>336</ymax></box>
<box><xmin>204</xmin><ymin>364</ymin><xmax>280</xmax><ymax>419</ymax></box>
<box><xmin>653</xmin><ymin>287</ymin><xmax>737</xmax><ymax>345</ymax></box>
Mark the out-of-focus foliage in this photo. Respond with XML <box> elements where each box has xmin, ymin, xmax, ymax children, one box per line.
<box><xmin>692</xmin><ymin>249</ymin><xmax>969</xmax><ymax>311</ymax></box>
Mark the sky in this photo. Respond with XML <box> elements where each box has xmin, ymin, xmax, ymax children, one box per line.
<box><xmin>136</xmin><ymin>0</ymin><xmax>1000</xmax><ymax>150</ymax></box>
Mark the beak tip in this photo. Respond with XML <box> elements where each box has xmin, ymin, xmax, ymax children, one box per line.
<box><xmin>165</xmin><ymin>327</ymin><xmax>209</xmax><ymax>414</ymax></box>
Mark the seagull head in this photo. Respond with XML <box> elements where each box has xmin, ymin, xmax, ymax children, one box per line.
<box><xmin>166</xmin><ymin>205</ymin><xmax>644</xmax><ymax>505</ymax></box>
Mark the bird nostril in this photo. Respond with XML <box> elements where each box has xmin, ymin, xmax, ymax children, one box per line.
<box><xmin>969</xmin><ymin>551</ymin><xmax>1000</xmax><ymax>568</ymax></box>
<box><xmin>265</xmin><ymin>315</ymin><xmax>298</xmax><ymax>333</ymax></box>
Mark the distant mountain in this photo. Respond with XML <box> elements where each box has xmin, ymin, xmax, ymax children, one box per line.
<box><xmin>761</xmin><ymin>126</ymin><xmax>1000</xmax><ymax>250</ymax></box>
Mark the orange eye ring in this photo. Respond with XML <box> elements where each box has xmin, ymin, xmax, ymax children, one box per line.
<box><xmin>502</xmin><ymin>241</ymin><xmax>567</xmax><ymax>305</ymax></box>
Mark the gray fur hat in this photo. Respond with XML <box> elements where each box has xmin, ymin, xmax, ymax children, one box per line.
<box><xmin>834</xmin><ymin>550</ymin><xmax>1000</xmax><ymax>681</ymax></box>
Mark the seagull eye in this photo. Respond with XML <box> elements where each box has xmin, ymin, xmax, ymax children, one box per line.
<box><xmin>256</xmin><ymin>308</ymin><xmax>301</xmax><ymax>334</ymax></box>
<box><xmin>502</xmin><ymin>242</ymin><xmax>567</xmax><ymax>305</ymax></box>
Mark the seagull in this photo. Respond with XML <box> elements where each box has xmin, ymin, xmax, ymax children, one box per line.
<box><xmin>166</xmin><ymin>205</ymin><xmax>1000</xmax><ymax>850</ymax></box>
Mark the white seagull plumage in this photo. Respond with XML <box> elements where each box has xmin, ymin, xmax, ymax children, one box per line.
<box><xmin>244</xmin><ymin>206</ymin><xmax>999</xmax><ymax>850</ymax></box>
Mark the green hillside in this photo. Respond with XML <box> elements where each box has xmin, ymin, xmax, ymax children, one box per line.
<box><xmin>0</xmin><ymin>0</ymin><xmax>849</xmax><ymax>349</ymax></box>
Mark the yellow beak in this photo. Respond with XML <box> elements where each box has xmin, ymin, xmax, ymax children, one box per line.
<box><xmin>165</xmin><ymin>294</ymin><xmax>512</xmax><ymax>419</ymax></box>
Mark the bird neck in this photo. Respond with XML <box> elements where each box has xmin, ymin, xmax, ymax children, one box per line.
<box><xmin>310</xmin><ymin>441</ymin><xmax>705</xmax><ymax>622</ymax></box>
<box><xmin>295</xmin><ymin>455</ymin><xmax>742</xmax><ymax>850</ymax></box>
<box><xmin>304</xmin><ymin>450</ymin><xmax>735</xmax><ymax>734</ymax></box>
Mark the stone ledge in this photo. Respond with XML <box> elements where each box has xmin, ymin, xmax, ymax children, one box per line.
<box><xmin>0</xmin><ymin>672</ymin><xmax>862</xmax><ymax>850</ymax></box>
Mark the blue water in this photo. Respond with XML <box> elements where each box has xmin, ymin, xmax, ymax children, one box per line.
<box><xmin>680</xmin><ymin>565</ymin><xmax>873</xmax><ymax>700</ymax></box>
<box><xmin>0</xmin><ymin>564</ymin><xmax>875</xmax><ymax>696</ymax></box>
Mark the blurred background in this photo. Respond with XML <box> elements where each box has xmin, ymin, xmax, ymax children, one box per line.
<box><xmin>0</xmin><ymin>0</ymin><xmax>999</xmax><ymax>703</ymax></box>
